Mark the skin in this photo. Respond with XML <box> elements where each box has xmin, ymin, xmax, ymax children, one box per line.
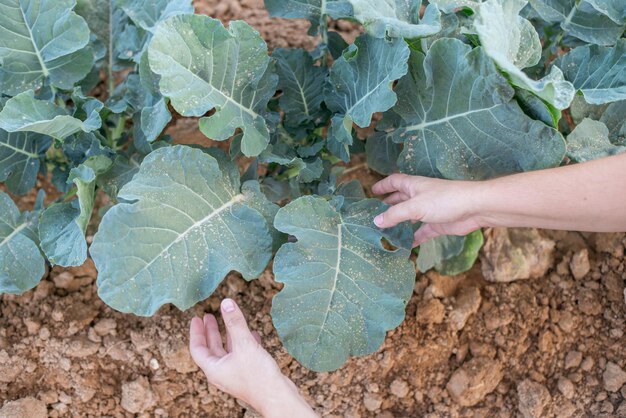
<box><xmin>373</xmin><ymin>154</ymin><xmax>626</xmax><ymax>246</ymax></box>
<box><xmin>190</xmin><ymin>154</ymin><xmax>626</xmax><ymax>415</ymax></box>
<box><xmin>189</xmin><ymin>299</ymin><xmax>318</xmax><ymax>418</ymax></box>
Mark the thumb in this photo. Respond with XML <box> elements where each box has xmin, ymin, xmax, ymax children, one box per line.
<box><xmin>221</xmin><ymin>298</ymin><xmax>256</xmax><ymax>350</ymax></box>
<box><xmin>374</xmin><ymin>200</ymin><xmax>420</xmax><ymax>229</ymax></box>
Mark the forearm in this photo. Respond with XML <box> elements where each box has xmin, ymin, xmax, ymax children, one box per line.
<box><xmin>476</xmin><ymin>154</ymin><xmax>626</xmax><ymax>232</ymax></box>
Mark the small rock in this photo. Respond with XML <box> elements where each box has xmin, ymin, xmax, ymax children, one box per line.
<box><xmin>93</xmin><ymin>319</ymin><xmax>117</xmax><ymax>336</ymax></box>
<box><xmin>446</xmin><ymin>357</ymin><xmax>503</xmax><ymax>406</ymax></box>
<box><xmin>565</xmin><ymin>351</ymin><xmax>583</xmax><ymax>370</ymax></box>
<box><xmin>0</xmin><ymin>397</ymin><xmax>47</xmax><ymax>418</ymax></box>
<box><xmin>557</xmin><ymin>377</ymin><xmax>575</xmax><ymax>399</ymax></box>
<box><xmin>569</xmin><ymin>249</ymin><xmax>590</xmax><ymax>280</ymax></box>
<box><xmin>557</xmin><ymin>311</ymin><xmax>576</xmax><ymax>333</ymax></box>
<box><xmin>158</xmin><ymin>339</ymin><xmax>198</xmax><ymax>374</ymax></box>
<box><xmin>591</xmin><ymin>233</ymin><xmax>624</xmax><ymax>257</ymax></box>
<box><xmin>66</xmin><ymin>337</ymin><xmax>100</xmax><ymax>358</ymax></box>
<box><xmin>580</xmin><ymin>357</ymin><xmax>594</xmax><ymax>372</ymax></box>
<box><xmin>363</xmin><ymin>393</ymin><xmax>382</xmax><ymax>411</ymax></box>
<box><xmin>616</xmin><ymin>400</ymin><xmax>626</xmax><ymax>416</ymax></box>
<box><xmin>149</xmin><ymin>358</ymin><xmax>160</xmax><ymax>371</ymax></box>
<box><xmin>121</xmin><ymin>377</ymin><xmax>157</xmax><ymax>414</ymax></box>
<box><xmin>390</xmin><ymin>379</ymin><xmax>409</xmax><ymax>398</ymax></box>
<box><xmin>416</xmin><ymin>298</ymin><xmax>446</xmax><ymax>325</ymax></box>
<box><xmin>576</xmin><ymin>289</ymin><xmax>602</xmax><ymax>316</ymax></box>
<box><xmin>481</xmin><ymin>228</ymin><xmax>555</xmax><ymax>283</ymax></box>
<box><xmin>517</xmin><ymin>379</ymin><xmax>551</xmax><ymax>418</ymax></box>
<box><xmin>23</xmin><ymin>318</ymin><xmax>41</xmax><ymax>335</ymax></box>
<box><xmin>449</xmin><ymin>287</ymin><xmax>482</xmax><ymax>331</ymax></box>
<box><xmin>603</xmin><ymin>362</ymin><xmax>626</xmax><ymax>392</ymax></box>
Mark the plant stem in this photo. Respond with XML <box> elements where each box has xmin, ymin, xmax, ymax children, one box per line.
<box><xmin>340</xmin><ymin>163</ymin><xmax>368</xmax><ymax>177</ymax></box>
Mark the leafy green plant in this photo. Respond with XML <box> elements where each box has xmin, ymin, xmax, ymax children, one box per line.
<box><xmin>0</xmin><ymin>0</ymin><xmax>624</xmax><ymax>371</ymax></box>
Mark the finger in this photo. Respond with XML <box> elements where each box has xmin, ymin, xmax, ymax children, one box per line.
<box><xmin>251</xmin><ymin>331</ymin><xmax>262</xmax><ymax>345</ymax></box>
<box><xmin>374</xmin><ymin>200</ymin><xmax>420</xmax><ymax>229</ymax></box>
<box><xmin>383</xmin><ymin>192</ymin><xmax>409</xmax><ymax>205</ymax></box>
<box><xmin>221</xmin><ymin>299</ymin><xmax>256</xmax><ymax>350</ymax></box>
<box><xmin>204</xmin><ymin>314</ymin><xmax>227</xmax><ymax>357</ymax></box>
<box><xmin>189</xmin><ymin>317</ymin><xmax>212</xmax><ymax>362</ymax></box>
<box><xmin>226</xmin><ymin>332</ymin><xmax>232</xmax><ymax>353</ymax></box>
<box><xmin>372</xmin><ymin>174</ymin><xmax>413</xmax><ymax>196</ymax></box>
<box><xmin>413</xmin><ymin>224</ymin><xmax>442</xmax><ymax>247</ymax></box>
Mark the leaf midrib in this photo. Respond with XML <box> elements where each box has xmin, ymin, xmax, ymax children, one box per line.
<box><xmin>18</xmin><ymin>5</ymin><xmax>49</xmax><ymax>78</ymax></box>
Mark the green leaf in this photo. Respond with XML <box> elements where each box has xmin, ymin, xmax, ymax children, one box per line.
<box><xmin>272</xmin><ymin>196</ymin><xmax>415</xmax><ymax>371</ymax></box>
<box><xmin>90</xmin><ymin>145</ymin><xmax>276</xmax><ymax>316</ymax></box>
<box><xmin>0</xmin><ymin>91</ymin><xmax>102</xmax><ymax>140</ymax></box>
<box><xmin>148</xmin><ymin>15</ymin><xmax>278</xmax><ymax>157</ymax></box>
<box><xmin>365</xmin><ymin>131</ymin><xmax>401</xmax><ymax>175</ymax></box>
<box><xmin>555</xmin><ymin>39</ymin><xmax>626</xmax><ymax>105</ymax></box>
<box><xmin>433</xmin><ymin>0</ymin><xmax>484</xmax><ymax>13</ymax></box>
<box><xmin>39</xmin><ymin>155</ymin><xmax>112</xmax><ymax>266</ymax></box>
<box><xmin>392</xmin><ymin>38</ymin><xmax>566</xmax><ymax>180</ymax></box>
<box><xmin>325</xmin><ymin>35</ymin><xmax>410</xmax><ymax>161</ymax></box>
<box><xmin>0</xmin><ymin>130</ymin><xmax>51</xmax><ymax>195</ymax></box>
<box><xmin>417</xmin><ymin>235</ymin><xmax>465</xmax><ymax>272</ymax></box>
<box><xmin>601</xmin><ymin>100</ymin><xmax>626</xmax><ymax>144</ymax></box>
<box><xmin>264</xmin><ymin>0</ymin><xmax>353</xmax><ymax>32</ymax></box>
<box><xmin>349</xmin><ymin>1</ymin><xmax>442</xmax><ymax>39</ymax></box>
<box><xmin>473</xmin><ymin>0</ymin><xmax>575</xmax><ymax>110</ymax></box>
<box><xmin>437</xmin><ymin>230</ymin><xmax>484</xmax><ymax>276</ymax></box>
<box><xmin>528</xmin><ymin>0</ymin><xmax>625</xmax><ymax>45</ymax></box>
<box><xmin>118</xmin><ymin>0</ymin><xmax>193</xmax><ymax>32</ymax></box>
<box><xmin>274</xmin><ymin>48</ymin><xmax>328</xmax><ymax>128</ymax></box>
<box><xmin>586</xmin><ymin>0</ymin><xmax>626</xmax><ymax>23</ymax></box>
<box><xmin>0</xmin><ymin>0</ymin><xmax>94</xmax><ymax>95</ymax></box>
<box><xmin>0</xmin><ymin>192</ymin><xmax>45</xmax><ymax>294</ymax></box>
<box><xmin>96</xmin><ymin>153</ymin><xmax>142</xmax><ymax>200</ymax></box>
<box><xmin>566</xmin><ymin>118</ymin><xmax>626</xmax><ymax>162</ymax></box>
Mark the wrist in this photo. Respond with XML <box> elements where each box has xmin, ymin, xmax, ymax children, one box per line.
<box><xmin>465</xmin><ymin>179</ymin><xmax>502</xmax><ymax>228</ymax></box>
<box><xmin>254</xmin><ymin>375</ymin><xmax>314</xmax><ymax>418</ymax></box>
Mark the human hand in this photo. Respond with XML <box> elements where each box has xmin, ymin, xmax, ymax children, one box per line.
<box><xmin>372</xmin><ymin>174</ymin><xmax>483</xmax><ymax>246</ymax></box>
<box><xmin>189</xmin><ymin>299</ymin><xmax>317</xmax><ymax>418</ymax></box>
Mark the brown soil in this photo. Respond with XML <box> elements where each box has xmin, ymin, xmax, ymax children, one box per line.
<box><xmin>2</xmin><ymin>1</ymin><xmax>626</xmax><ymax>417</ymax></box>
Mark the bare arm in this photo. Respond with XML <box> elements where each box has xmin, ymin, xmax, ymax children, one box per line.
<box><xmin>372</xmin><ymin>154</ymin><xmax>626</xmax><ymax>246</ymax></box>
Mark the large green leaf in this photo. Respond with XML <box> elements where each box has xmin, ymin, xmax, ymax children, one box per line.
<box><xmin>348</xmin><ymin>1</ymin><xmax>441</xmax><ymax>39</ymax></box>
<box><xmin>391</xmin><ymin>38</ymin><xmax>566</xmax><ymax>180</ymax></box>
<box><xmin>566</xmin><ymin>118</ymin><xmax>626</xmax><ymax>162</ymax></box>
<box><xmin>473</xmin><ymin>0</ymin><xmax>575</xmax><ymax>110</ymax></box>
<box><xmin>555</xmin><ymin>39</ymin><xmax>626</xmax><ymax>105</ymax></box>
<box><xmin>272</xmin><ymin>196</ymin><xmax>415</xmax><ymax>371</ymax></box>
<box><xmin>118</xmin><ymin>0</ymin><xmax>193</xmax><ymax>32</ymax></box>
<box><xmin>0</xmin><ymin>91</ymin><xmax>102</xmax><ymax>140</ymax></box>
<box><xmin>148</xmin><ymin>15</ymin><xmax>278</xmax><ymax>157</ymax></box>
<box><xmin>264</xmin><ymin>0</ymin><xmax>353</xmax><ymax>32</ymax></box>
<box><xmin>0</xmin><ymin>192</ymin><xmax>45</xmax><ymax>294</ymax></box>
<box><xmin>365</xmin><ymin>131</ymin><xmax>401</xmax><ymax>175</ymax></box>
<box><xmin>325</xmin><ymin>35</ymin><xmax>409</xmax><ymax>161</ymax></box>
<box><xmin>90</xmin><ymin>145</ymin><xmax>277</xmax><ymax>316</ymax></box>
<box><xmin>0</xmin><ymin>130</ymin><xmax>51</xmax><ymax>195</ymax></box>
<box><xmin>39</xmin><ymin>155</ymin><xmax>112</xmax><ymax>266</ymax></box>
<box><xmin>586</xmin><ymin>0</ymin><xmax>626</xmax><ymax>23</ymax></box>
<box><xmin>0</xmin><ymin>0</ymin><xmax>94</xmax><ymax>95</ymax></box>
<box><xmin>274</xmin><ymin>48</ymin><xmax>328</xmax><ymax>128</ymax></box>
<box><xmin>528</xmin><ymin>0</ymin><xmax>625</xmax><ymax>45</ymax></box>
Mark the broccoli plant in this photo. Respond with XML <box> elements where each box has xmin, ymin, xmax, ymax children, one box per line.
<box><xmin>1</xmin><ymin>0</ymin><xmax>625</xmax><ymax>371</ymax></box>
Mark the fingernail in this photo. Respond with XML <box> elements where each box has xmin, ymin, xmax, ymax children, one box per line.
<box><xmin>222</xmin><ymin>299</ymin><xmax>236</xmax><ymax>313</ymax></box>
<box><xmin>374</xmin><ymin>214</ymin><xmax>383</xmax><ymax>227</ymax></box>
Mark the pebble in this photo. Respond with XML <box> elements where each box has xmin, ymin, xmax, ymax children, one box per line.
<box><xmin>557</xmin><ymin>377</ymin><xmax>575</xmax><ymax>399</ymax></box>
<box><xmin>564</xmin><ymin>351</ymin><xmax>583</xmax><ymax>370</ymax></box>
<box><xmin>416</xmin><ymin>298</ymin><xmax>446</xmax><ymax>325</ymax></box>
<box><xmin>446</xmin><ymin>357</ymin><xmax>503</xmax><ymax>406</ymax></box>
<box><xmin>121</xmin><ymin>377</ymin><xmax>157</xmax><ymax>414</ymax></box>
<box><xmin>569</xmin><ymin>249</ymin><xmax>590</xmax><ymax>280</ymax></box>
<box><xmin>93</xmin><ymin>318</ymin><xmax>117</xmax><ymax>336</ymax></box>
<box><xmin>557</xmin><ymin>311</ymin><xmax>575</xmax><ymax>333</ymax></box>
<box><xmin>158</xmin><ymin>339</ymin><xmax>198</xmax><ymax>374</ymax></box>
<box><xmin>602</xmin><ymin>362</ymin><xmax>626</xmax><ymax>392</ymax></box>
<box><xmin>517</xmin><ymin>380</ymin><xmax>551</xmax><ymax>418</ymax></box>
<box><xmin>449</xmin><ymin>287</ymin><xmax>482</xmax><ymax>331</ymax></box>
<box><xmin>363</xmin><ymin>392</ymin><xmax>382</xmax><ymax>411</ymax></box>
<box><xmin>389</xmin><ymin>379</ymin><xmax>409</xmax><ymax>398</ymax></box>
<box><xmin>0</xmin><ymin>397</ymin><xmax>47</xmax><ymax>418</ymax></box>
<box><xmin>580</xmin><ymin>356</ymin><xmax>594</xmax><ymax>372</ymax></box>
